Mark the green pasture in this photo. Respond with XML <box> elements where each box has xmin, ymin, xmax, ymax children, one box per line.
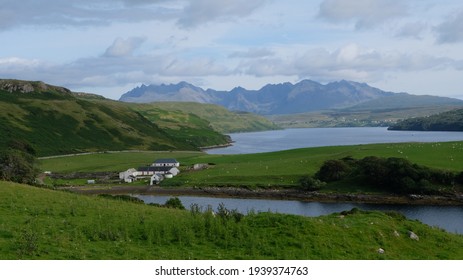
<box><xmin>39</xmin><ymin>142</ymin><xmax>463</xmax><ymax>188</ymax></box>
<box><xmin>1</xmin><ymin>181</ymin><xmax>463</xmax><ymax>259</ymax></box>
<box><xmin>39</xmin><ymin>151</ymin><xmax>203</xmax><ymax>173</ymax></box>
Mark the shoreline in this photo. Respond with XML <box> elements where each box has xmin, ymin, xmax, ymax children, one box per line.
<box><xmin>59</xmin><ymin>185</ymin><xmax>463</xmax><ymax>206</ymax></box>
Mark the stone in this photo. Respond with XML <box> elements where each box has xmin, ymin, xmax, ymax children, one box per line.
<box><xmin>377</xmin><ymin>248</ymin><xmax>385</xmax><ymax>254</ymax></box>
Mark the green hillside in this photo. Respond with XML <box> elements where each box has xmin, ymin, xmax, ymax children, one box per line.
<box><xmin>82</xmin><ymin>99</ymin><xmax>232</xmax><ymax>150</ymax></box>
<box><xmin>131</xmin><ymin>102</ymin><xmax>279</xmax><ymax>133</ymax></box>
<box><xmin>0</xmin><ymin>79</ymin><xmax>230</xmax><ymax>156</ymax></box>
<box><xmin>389</xmin><ymin>108</ymin><xmax>463</xmax><ymax>131</ymax></box>
<box><xmin>1</xmin><ymin>181</ymin><xmax>463</xmax><ymax>259</ymax></box>
<box><xmin>270</xmin><ymin>106</ymin><xmax>462</xmax><ymax>128</ymax></box>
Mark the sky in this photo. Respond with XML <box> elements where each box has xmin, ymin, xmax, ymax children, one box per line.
<box><xmin>1</xmin><ymin>0</ymin><xmax>463</xmax><ymax>100</ymax></box>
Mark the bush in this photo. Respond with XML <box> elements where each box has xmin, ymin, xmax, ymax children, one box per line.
<box><xmin>358</xmin><ymin>156</ymin><xmax>389</xmax><ymax>186</ymax></box>
<box><xmin>299</xmin><ymin>176</ymin><xmax>326</xmax><ymax>191</ymax></box>
<box><xmin>164</xmin><ymin>197</ymin><xmax>185</xmax><ymax>210</ymax></box>
<box><xmin>313</xmin><ymin>156</ymin><xmax>459</xmax><ymax>195</ymax></box>
<box><xmin>216</xmin><ymin>203</ymin><xmax>244</xmax><ymax>222</ymax></box>
<box><xmin>315</xmin><ymin>159</ymin><xmax>351</xmax><ymax>182</ymax></box>
<box><xmin>0</xmin><ymin>140</ymin><xmax>38</xmax><ymax>184</ymax></box>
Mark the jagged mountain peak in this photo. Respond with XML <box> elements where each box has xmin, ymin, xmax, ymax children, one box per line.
<box><xmin>119</xmin><ymin>80</ymin><xmax>463</xmax><ymax>115</ymax></box>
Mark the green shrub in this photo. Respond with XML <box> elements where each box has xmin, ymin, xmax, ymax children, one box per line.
<box><xmin>314</xmin><ymin>156</ymin><xmax>460</xmax><ymax>195</ymax></box>
<box><xmin>164</xmin><ymin>197</ymin><xmax>185</xmax><ymax>210</ymax></box>
<box><xmin>0</xmin><ymin>140</ymin><xmax>38</xmax><ymax>184</ymax></box>
<box><xmin>315</xmin><ymin>159</ymin><xmax>351</xmax><ymax>182</ymax></box>
<box><xmin>299</xmin><ymin>176</ymin><xmax>326</xmax><ymax>191</ymax></box>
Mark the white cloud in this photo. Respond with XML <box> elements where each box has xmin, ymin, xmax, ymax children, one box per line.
<box><xmin>395</xmin><ymin>22</ymin><xmax>428</xmax><ymax>39</ymax></box>
<box><xmin>0</xmin><ymin>57</ymin><xmax>46</xmax><ymax>75</ymax></box>
<box><xmin>238</xmin><ymin>44</ymin><xmax>457</xmax><ymax>83</ymax></box>
<box><xmin>229</xmin><ymin>48</ymin><xmax>274</xmax><ymax>58</ymax></box>
<box><xmin>318</xmin><ymin>0</ymin><xmax>407</xmax><ymax>29</ymax></box>
<box><xmin>104</xmin><ymin>37</ymin><xmax>146</xmax><ymax>57</ymax></box>
<box><xmin>0</xmin><ymin>0</ymin><xmax>269</xmax><ymax>31</ymax></box>
<box><xmin>177</xmin><ymin>0</ymin><xmax>270</xmax><ymax>28</ymax></box>
<box><xmin>1</xmin><ymin>39</ymin><xmax>460</xmax><ymax>97</ymax></box>
<box><xmin>2</xmin><ymin>1</ymin><xmax>463</xmax><ymax>100</ymax></box>
<box><xmin>435</xmin><ymin>10</ymin><xmax>463</xmax><ymax>43</ymax></box>
<box><xmin>0</xmin><ymin>0</ymin><xmax>179</xmax><ymax>31</ymax></box>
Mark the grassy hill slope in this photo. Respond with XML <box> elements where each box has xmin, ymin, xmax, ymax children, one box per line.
<box><xmin>0</xmin><ymin>80</ymin><xmax>229</xmax><ymax>156</ymax></box>
<box><xmin>131</xmin><ymin>102</ymin><xmax>279</xmax><ymax>133</ymax></box>
<box><xmin>82</xmin><ymin>99</ymin><xmax>232</xmax><ymax>150</ymax></box>
<box><xmin>1</xmin><ymin>181</ymin><xmax>463</xmax><ymax>259</ymax></box>
<box><xmin>269</xmin><ymin>106</ymin><xmax>462</xmax><ymax>128</ymax></box>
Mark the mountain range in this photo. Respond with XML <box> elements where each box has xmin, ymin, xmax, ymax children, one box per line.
<box><xmin>119</xmin><ymin>80</ymin><xmax>463</xmax><ymax>115</ymax></box>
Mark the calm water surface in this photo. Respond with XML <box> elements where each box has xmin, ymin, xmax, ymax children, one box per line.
<box><xmin>207</xmin><ymin>127</ymin><xmax>463</xmax><ymax>154</ymax></box>
<box><xmin>134</xmin><ymin>195</ymin><xmax>463</xmax><ymax>235</ymax></box>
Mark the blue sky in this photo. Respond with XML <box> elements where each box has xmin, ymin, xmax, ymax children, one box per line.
<box><xmin>1</xmin><ymin>0</ymin><xmax>463</xmax><ymax>100</ymax></box>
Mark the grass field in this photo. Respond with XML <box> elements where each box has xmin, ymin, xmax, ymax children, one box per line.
<box><xmin>1</xmin><ymin>181</ymin><xmax>463</xmax><ymax>259</ymax></box>
<box><xmin>39</xmin><ymin>142</ymin><xmax>463</xmax><ymax>190</ymax></box>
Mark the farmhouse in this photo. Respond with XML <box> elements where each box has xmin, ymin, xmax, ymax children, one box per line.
<box><xmin>120</xmin><ymin>158</ymin><xmax>181</xmax><ymax>185</ymax></box>
<box><xmin>119</xmin><ymin>168</ymin><xmax>138</xmax><ymax>183</ymax></box>
<box><xmin>152</xmin><ymin>158</ymin><xmax>180</xmax><ymax>167</ymax></box>
<box><xmin>137</xmin><ymin>166</ymin><xmax>180</xmax><ymax>176</ymax></box>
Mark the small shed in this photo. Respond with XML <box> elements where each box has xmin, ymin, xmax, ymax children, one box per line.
<box><xmin>167</xmin><ymin>167</ymin><xmax>180</xmax><ymax>176</ymax></box>
<box><xmin>119</xmin><ymin>168</ymin><xmax>138</xmax><ymax>183</ymax></box>
<box><xmin>150</xmin><ymin>174</ymin><xmax>163</xmax><ymax>185</ymax></box>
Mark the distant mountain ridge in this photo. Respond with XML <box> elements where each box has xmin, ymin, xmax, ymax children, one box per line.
<box><xmin>119</xmin><ymin>80</ymin><xmax>463</xmax><ymax>115</ymax></box>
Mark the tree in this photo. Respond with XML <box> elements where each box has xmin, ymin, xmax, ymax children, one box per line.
<box><xmin>0</xmin><ymin>140</ymin><xmax>38</xmax><ymax>184</ymax></box>
<box><xmin>164</xmin><ymin>197</ymin><xmax>185</xmax><ymax>210</ymax></box>
<box><xmin>299</xmin><ymin>176</ymin><xmax>326</xmax><ymax>191</ymax></box>
<box><xmin>315</xmin><ymin>159</ymin><xmax>351</xmax><ymax>182</ymax></box>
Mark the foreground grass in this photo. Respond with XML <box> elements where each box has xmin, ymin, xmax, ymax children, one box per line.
<box><xmin>1</xmin><ymin>181</ymin><xmax>463</xmax><ymax>259</ymax></box>
<box><xmin>40</xmin><ymin>142</ymin><xmax>463</xmax><ymax>189</ymax></box>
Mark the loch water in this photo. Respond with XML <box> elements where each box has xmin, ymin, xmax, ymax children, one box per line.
<box><xmin>206</xmin><ymin>127</ymin><xmax>463</xmax><ymax>154</ymax></box>
<box><xmin>134</xmin><ymin>195</ymin><xmax>463</xmax><ymax>234</ymax></box>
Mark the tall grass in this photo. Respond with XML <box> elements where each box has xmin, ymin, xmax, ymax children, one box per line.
<box><xmin>1</xmin><ymin>181</ymin><xmax>463</xmax><ymax>259</ymax></box>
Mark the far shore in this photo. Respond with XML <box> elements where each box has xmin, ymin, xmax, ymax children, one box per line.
<box><xmin>58</xmin><ymin>185</ymin><xmax>463</xmax><ymax>206</ymax></box>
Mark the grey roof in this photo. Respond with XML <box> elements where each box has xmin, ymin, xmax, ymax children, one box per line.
<box><xmin>138</xmin><ymin>166</ymin><xmax>172</xmax><ymax>172</ymax></box>
<box><xmin>154</xmin><ymin>158</ymin><xmax>178</xmax><ymax>164</ymax></box>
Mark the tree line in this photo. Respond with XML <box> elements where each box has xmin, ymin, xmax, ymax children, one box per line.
<box><xmin>388</xmin><ymin>108</ymin><xmax>463</xmax><ymax>131</ymax></box>
<box><xmin>301</xmin><ymin>156</ymin><xmax>463</xmax><ymax>195</ymax></box>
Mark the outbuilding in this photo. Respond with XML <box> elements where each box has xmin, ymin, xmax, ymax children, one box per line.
<box><xmin>152</xmin><ymin>158</ymin><xmax>180</xmax><ymax>168</ymax></box>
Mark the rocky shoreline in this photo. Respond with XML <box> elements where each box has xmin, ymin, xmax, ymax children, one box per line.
<box><xmin>59</xmin><ymin>185</ymin><xmax>463</xmax><ymax>206</ymax></box>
